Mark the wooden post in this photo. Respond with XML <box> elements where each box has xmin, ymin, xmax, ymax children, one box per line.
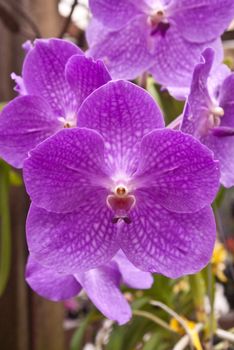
<box><xmin>0</xmin><ymin>187</ymin><xmax>30</xmax><ymax>350</ymax></box>
<box><xmin>0</xmin><ymin>1</ymin><xmax>66</xmax><ymax>349</ymax></box>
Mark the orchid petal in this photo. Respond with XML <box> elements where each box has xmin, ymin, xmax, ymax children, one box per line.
<box><xmin>26</xmin><ymin>205</ymin><xmax>118</xmax><ymax>273</ymax></box>
<box><xmin>133</xmin><ymin>129</ymin><xmax>220</xmax><ymax>213</ymax></box>
<box><xmin>26</xmin><ymin>256</ymin><xmax>82</xmax><ymax>301</ymax></box>
<box><xmin>78</xmin><ymin>80</ymin><xmax>164</xmax><ymax>175</ymax></box>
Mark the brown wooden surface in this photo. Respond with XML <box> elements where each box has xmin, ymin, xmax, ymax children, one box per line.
<box><xmin>0</xmin><ymin>186</ymin><xmax>30</xmax><ymax>350</ymax></box>
<box><xmin>29</xmin><ymin>294</ymin><xmax>65</xmax><ymax>350</ymax></box>
<box><xmin>0</xmin><ymin>1</ymin><xmax>66</xmax><ymax>349</ymax></box>
<box><xmin>29</xmin><ymin>0</ymin><xmax>61</xmax><ymax>37</ymax></box>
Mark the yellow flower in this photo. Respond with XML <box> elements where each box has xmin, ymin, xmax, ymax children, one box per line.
<box><xmin>173</xmin><ymin>278</ymin><xmax>190</xmax><ymax>294</ymax></box>
<box><xmin>170</xmin><ymin>317</ymin><xmax>202</xmax><ymax>350</ymax></box>
<box><xmin>211</xmin><ymin>242</ymin><xmax>227</xmax><ymax>282</ymax></box>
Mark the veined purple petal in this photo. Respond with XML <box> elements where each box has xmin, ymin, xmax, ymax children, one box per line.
<box><xmin>201</xmin><ymin>132</ymin><xmax>234</xmax><ymax>188</ymax></box>
<box><xmin>86</xmin><ymin>18</ymin><xmax>109</xmax><ymax>47</ymax></box>
<box><xmin>87</xmin><ymin>15</ymin><xmax>159</xmax><ymax>80</ymax></box>
<box><xmin>65</xmin><ymin>55</ymin><xmax>111</xmax><ymax>108</ymax></box>
<box><xmin>168</xmin><ymin>0</ymin><xmax>234</xmax><ymax>43</ymax></box>
<box><xmin>76</xmin><ymin>264</ymin><xmax>131</xmax><ymax>325</ymax></box>
<box><xmin>23</xmin><ymin>128</ymin><xmax>109</xmax><ymax>213</ymax></box>
<box><xmin>0</xmin><ymin>96</ymin><xmax>61</xmax><ymax>168</ymax></box>
<box><xmin>133</xmin><ymin>129</ymin><xmax>220</xmax><ymax>213</ymax></box>
<box><xmin>219</xmin><ymin>104</ymin><xmax>234</xmax><ymax>130</ymax></box>
<box><xmin>181</xmin><ymin>48</ymin><xmax>214</xmax><ymax>137</ymax></box>
<box><xmin>26</xmin><ymin>205</ymin><xmax>119</xmax><ymax>273</ymax></box>
<box><xmin>26</xmin><ymin>256</ymin><xmax>131</xmax><ymax>324</ymax></box>
<box><xmin>219</xmin><ymin>73</ymin><xmax>234</xmax><ymax>118</ymax></box>
<box><xmin>89</xmin><ymin>0</ymin><xmax>142</xmax><ymax>30</ymax></box>
<box><xmin>22</xmin><ymin>38</ymin><xmax>83</xmax><ymax>117</ymax></box>
<box><xmin>207</xmin><ymin>63</ymin><xmax>230</xmax><ymax>99</ymax></box>
<box><xmin>166</xmin><ymin>86</ymin><xmax>190</xmax><ymax>101</ymax></box>
<box><xmin>78</xmin><ymin>80</ymin><xmax>164</xmax><ymax>175</ymax></box>
<box><xmin>26</xmin><ymin>256</ymin><xmax>82</xmax><ymax>301</ymax></box>
<box><xmin>120</xmin><ymin>199</ymin><xmax>216</xmax><ymax>277</ymax></box>
<box><xmin>149</xmin><ymin>25</ymin><xmax>223</xmax><ymax>97</ymax></box>
<box><xmin>181</xmin><ymin>49</ymin><xmax>234</xmax><ymax>187</ymax></box>
<box><xmin>113</xmin><ymin>250</ymin><xmax>153</xmax><ymax>289</ymax></box>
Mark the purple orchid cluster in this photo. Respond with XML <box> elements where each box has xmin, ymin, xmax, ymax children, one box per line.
<box><xmin>87</xmin><ymin>0</ymin><xmax>234</xmax><ymax>95</ymax></box>
<box><xmin>0</xmin><ymin>0</ymin><xmax>234</xmax><ymax>325</ymax></box>
<box><xmin>181</xmin><ymin>48</ymin><xmax>234</xmax><ymax>188</ymax></box>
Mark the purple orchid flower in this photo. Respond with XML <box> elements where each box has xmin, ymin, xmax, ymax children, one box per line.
<box><xmin>86</xmin><ymin>0</ymin><xmax>234</xmax><ymax>94</ymax></box>
<box><xmin>180</xmin><ymin>48</ymin><xmax>234</xmax><ymax>188</ymax></box>
<box><xmin>26</xmin><ymin>250</ymin><xmax>153</xmax><ymax>325</ymax></box>
<box><xmin>24</xmin><ymin>80</ymin><xmax>220</xmax><ymax>277</ymax></box>
<box><xmin>0</xmin><ymin>38</ymin><xmax>111</xmax><ymax>168</ymax></box>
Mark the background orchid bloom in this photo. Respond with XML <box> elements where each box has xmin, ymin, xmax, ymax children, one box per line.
<box><xmin>181</xmin><ymin>48</ymin><xmax>234</xmax><ymax>188</ymax></box>
<box><xmin>24</xmin><ymin>80</ymin><xmax>220</xmax><ymax>277</ymax></box>
<box><xmin>0</xmin><ymin>38</ymin><xmax>111</xmax><ymax>168</ymax></box>
<box><xmin>86</xmin><ymin>0</ymin><xmax>234</xmax><ymax>95</ymax></box>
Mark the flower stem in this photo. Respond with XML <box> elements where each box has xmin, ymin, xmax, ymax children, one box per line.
<box><xmin>205</xmin><ymin>263</ymin><xmax>216</xmax><ymax>348</ymax></box>
<box><xmin>188</xmin><ymin>273</ymin><xmax>206</xmax><ymax>323</ymax></box>
<box><xmin>133</xmin><ymin>309</ymin><xmax>173</xmax><ymax>332</ymax></box>
<box><xmin>150</xmin><ymin>300</ymin><xmax>194</xmax><ymax>350</ymax></box>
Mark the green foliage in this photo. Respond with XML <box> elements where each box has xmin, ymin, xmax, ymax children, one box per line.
<box><xmin>9</xmin><ymin>170</ymin><xmax>23</xmax><ymax>186</ymax></box>
<box><xmin>142</xmin><ymin>333</ymin><xmax>171</xmax><ymax>350</ymax></box>
<box><xmin>70</xmin><ymin>312</ymin><xmax>98</xmax><ymax>350</ymax></box>
<box><xmin>0</xmin><ymin>161</ymin><xmax>11</xmax><ymax>296</ymax></box>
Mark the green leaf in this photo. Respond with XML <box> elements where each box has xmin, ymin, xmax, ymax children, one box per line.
<box><xmin>70</xmin><ymin>312</ymin><xmax>94</xmax><ymax>350</ymax></box>
<box><xmin>105</xmin><ymin>324</ymin><xmax>126</xmax><ymax>350</ymax></box>
<box><xmin>146</xmin><ymin>275</ymin><xmax>174</xmax><ymax>306</ymax></box>
<box><xmin>146</xmin><ymin>77</ymin><xmax>162</xmax><ymax>106</ymax></box>
<box><xmin>0</xmin><ymin>161</ymin><xmax>11</xmax><ymax>296</ymax></box>
<box><xmin>214</xmin><ymin>186</ymin><xmax>226</xmax><ymax>208</ymax></box>
<box><xmin>9</xmin><ymin>170</ymin><xmax>22</xmax><ymax>186</ymax></box>
<box><xmin>188</xmin><ymin>273</ymin><xmax>206</xmax><ymax>323</ymax></box>
<box><xmin>124</xmin><ymin>318</ymin><xmax>152</xmax><ymax>350</ymax></box>
<box><xmin>151</xmin><ymin>84</ymin><xmax>184</xmax><ymax>125</ymax></box>
<box><xmin>132</xmin><ymin>296</ymin><xmax>150</xmax><ymax>310</ymax></box>
<box><xmin>143</xmin><ymin>332</ymin><xmax>172</xmax><ymax>350</ymax></box>
<box><xmin>202</xmin><ymin>263</ymin><xmax>216</xmax><ymax>338</ymax></box>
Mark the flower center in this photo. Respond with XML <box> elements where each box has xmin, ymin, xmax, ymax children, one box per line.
<box><xmin>149</xmin><ymin>10</ymin><xmax>165</xmax><ymax>26</ymax></box>
<box><xmin>148</xmin><ymin>10</ymin><xmax>170</xmax><ymax>36</ymax></box>
<box><xmin>115</xmin><ymin>185</ymin><xmax>128</xmax><ymax>197</ymax></box>
<box><xmin>106</xmin><ymin>184</ymin><xmax>136</xmax><ymax>224</ymax></box>
<box><xmin>58</xmin><ymin>116</ymin><xmax>77</xmax><ymax>128</ymax></box>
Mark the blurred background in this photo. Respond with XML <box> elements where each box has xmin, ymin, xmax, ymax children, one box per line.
<box><xmin>1</xmin><ymin>1</ymin><xmax>234</xmax><ymax>349</ymax></box>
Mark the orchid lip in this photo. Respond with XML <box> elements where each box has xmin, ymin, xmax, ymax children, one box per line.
<box><xmin>148</xmin><ymin>9</ymin><xmax>166</xmax><ymax>26</ymax></box>
<box><xmin>106</xmin><ymin>184</ymin><xmax>136</xmax><ymax>224</ymax></box>
<box><xmin>149</xmin><ymin>10</ymin><xmax>170</xmax><ymax>37</ymax></box>
<box><xmin>151</xmin><ymin>10</ymin><xmax>164</xmax><ymax>22</ymax></box>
